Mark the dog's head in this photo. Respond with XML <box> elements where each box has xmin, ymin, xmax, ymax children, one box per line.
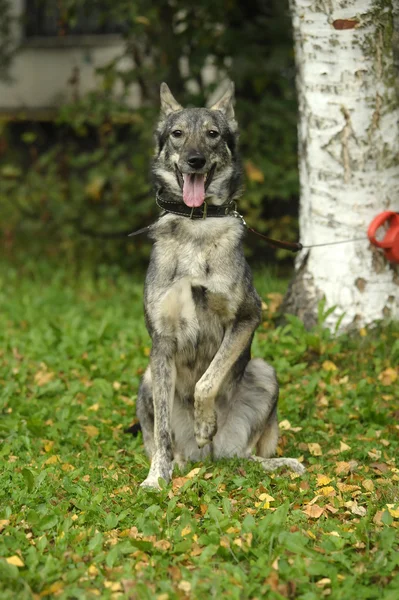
<box><xmin>152</xmin><ymin>82</ymin><xmax>243</xmax><ymax>208</ymax></box>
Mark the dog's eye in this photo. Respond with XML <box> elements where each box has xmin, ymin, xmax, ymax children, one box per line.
<box><xmin>171</xmin><ymin>130</ymin><xmax>183</xmax><ymax>138</ymax></box>
<box><xmin>208</xmin><ymin>130</ymin><xmax>219</xmax><ymax>138</ymax></box>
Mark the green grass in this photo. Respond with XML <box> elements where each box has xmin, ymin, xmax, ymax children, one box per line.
<box><xmin>0</xmin><ymin>261</ymin><xmax>398</xmax><ymax>600</ymax></box>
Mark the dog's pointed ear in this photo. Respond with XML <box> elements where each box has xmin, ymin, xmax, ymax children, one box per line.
<box><xmin>160</xmin><ymin>83</ymin><xmax>182</xmax><ymax>116</ymax></box>
<box><xmin>209</xmin><ymin>82</ymin><xmax>235</xmax><ymax>121</ymax></box>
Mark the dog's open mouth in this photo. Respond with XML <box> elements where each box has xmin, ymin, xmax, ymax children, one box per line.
<box><xmin>175</xmin><ymin>164</ymin><xmax>216</xmax><ymax>208</ymax></box>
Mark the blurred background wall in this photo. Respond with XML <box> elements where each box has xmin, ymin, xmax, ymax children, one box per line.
<box><xmin>0</xmin><ymin>0</ymin><xmax>299</xmax><ymax>272</ymax></box>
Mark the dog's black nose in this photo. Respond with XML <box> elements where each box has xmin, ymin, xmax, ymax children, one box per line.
<box><xmin>187</xmin><ymin>153</ymin><xmax>206</xmax><ymax>170</ymax></box>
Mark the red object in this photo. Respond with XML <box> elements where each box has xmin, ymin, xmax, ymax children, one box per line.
<box><xmin>368</xmin><ymin>211</ymin><xmax>399</xmax><ymax>263</ymax></box>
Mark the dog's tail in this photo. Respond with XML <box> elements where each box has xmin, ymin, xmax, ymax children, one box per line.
<box><xmin>124</xmin><ymin>422</ymin><xmax>142</xmax><ymax>436</ymax></box>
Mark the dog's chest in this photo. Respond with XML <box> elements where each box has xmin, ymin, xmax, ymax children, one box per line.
<box><xmin>148</xmin><ymin>217</ymin><xmax>243</xmax><ymax>346</ymax></box>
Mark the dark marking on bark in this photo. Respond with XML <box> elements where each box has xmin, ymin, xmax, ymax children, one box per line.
<box><xmin>355</xmin><ymin>277</ymin><xmax>367</xmax><ymax>292</ymax></box>
<box><xmin>332</xmin><ymin>19</ymin><xmax>359</xmax><ymax>30</ymax></box>
<box><xmin>383</xmin><ymin>305</ymin><xmax>392</xmax><ymax>318</ymax></box>
<box><xmin>205</xmin><ymin>262</ymin><xmax>211</xmax><ymax>276</ymax></box>
<box><xmin>371</xmin><ymin>246</ymin><xmax>386</xmax><ymax>274</ymax></box>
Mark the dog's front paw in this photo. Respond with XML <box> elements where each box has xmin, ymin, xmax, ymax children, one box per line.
<box><xmin>194</xmin><ymin>410</ymin><xmax>217</xmax><ymax>448</ymax></box>
<box><xmin>140</xmin><ymin>454</ymin><xmax>172</xmax><ymax>490</ymax></box>
<box><xmin>140</xmin><ymin>475</ymin><xmax>163</xmax><ymax>490</ymax></box>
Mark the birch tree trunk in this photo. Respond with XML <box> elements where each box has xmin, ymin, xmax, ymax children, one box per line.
<box><xmin>284</xmin><ymin>0</ymin><xmax>399</xmax><ymax>330</ymax></box>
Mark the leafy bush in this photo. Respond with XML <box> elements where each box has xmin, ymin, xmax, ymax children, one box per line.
<box><xmin>0</xmin><ymin>0</ymin><xmax>299</xmax><ymax>268</ymax></box>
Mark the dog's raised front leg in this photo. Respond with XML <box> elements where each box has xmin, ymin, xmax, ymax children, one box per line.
<box><xmin>194</xmin><ymin>318</ymin><xmax>258</xmax><ymax>447</ymax></box>
<box><xmin>140</xmin><ymin>336</ymin><xmax>176</xmax><ymax>489</ymax></box>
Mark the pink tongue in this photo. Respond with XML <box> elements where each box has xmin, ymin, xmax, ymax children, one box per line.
<box><xmin>183</xmin><ymin>173</ymin><xmax>205</xmax><ymax>208</ymax></box>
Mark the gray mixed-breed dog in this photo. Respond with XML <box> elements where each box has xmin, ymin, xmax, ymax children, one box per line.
<box><xmin>134</xmin><ymin>82</ymin><xmax>304</xmax><ymax>488</ymax></box>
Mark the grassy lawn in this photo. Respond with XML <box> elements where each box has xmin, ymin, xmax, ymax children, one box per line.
<box><xmin>0</xmin><ymin>261</ymin><xmax>398</xmax><ymax>600</ymax></box>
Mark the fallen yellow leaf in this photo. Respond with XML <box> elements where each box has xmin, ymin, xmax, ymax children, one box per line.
<box><xmin>89</xmin><ymin>403</ymin><xmax>100</xmax><ymax>412</ymax></box>
<box><xmin>43</xmin><ymin>440</ymin><xmax>54</xmax><ymax>452</ymax></box>
<box><xmin>181</xmin><ymin>526</ymin><xmax>191</xmax><ymax>537</ymax></box>
<box><xmin>178</xmin><ymin>581</ymin><xmax>192</xmax><ymax>593</ymax></box>
<box><xmin>362</xmin><ymin>479</ymin><xmax>374</xmax><ymax>492</ymax></box>
<box><xmin>316</xmin><ymin>474</ymin><xmax>332</xmax><ymax>487</ymax></box>
<box><xmin>325</xmin><ymin>504</ymin><xmax>338</xmax><ymax>514</ymax></box>
<box><xmin>303</xmin><ymin>504</ymin><xmax>324</xmax><ymax>518</ymax></box>
<box><xmin>386</xmin><ymin>504</ymin><xmax>399</xmax><ymax>519</ymax></box>
<box><xmin>6</xmin><ymin>555</ymin><xmax>24</xmax><ymax>567</ymax></box>
<box><xmin>339</xmin><ymin>441</ymin><xmax>351</xmax><ymax>452</ymax></box>
<box><xmin>307</xmin><ymin>529</ymin><xmax>316</xmax><ymax>539</ymax></box>
<box><xmin>0</xmin><ymin>519</ymin><xmax>10</xmax><ymax>532</ymax></box>
<box><xmin>220</xmin><ymin>536</ymin><xmax>230</xmax><ymax>548</ymax></box>
<box><xmin>319</xmin><ymin>486</ymin><xmax>336</xmax><ymax>497</ymax></box>
<box><xmin>88</xmin><ymin>564</ymin><xmax>99</xmax><ymax>577</ymax></box>
<box><xmin>378</xmin><ymin>368</ymin><xmax>397</xmax><ymax>386</ymax></box>
<box><xmin>172</xmin><ymin>477</ymin><xmax>189</xmax><ymax>491</ymax></box>
<box><xmin>83</xmin><ymin>425</ymin><xmax>99</xmax><ymax>438</ymax></box>
<box><xmin>40</xmin><ymin>581</ymin><xmax>64</xmax><ymax>597</ymax></box>
<box><xmin>61</xmin><ymin>463</ymin><xmax>75</xmax><ymax>472</ymax></box>
<box><xmin>308</xmin><ymin>443</ymin><xmax>322</xmax><ymax>456</ymax></box>
<box><xmin>44</xmin><ymin>455</ymin><xmax>60</xmax><ymax>465</ymax></box>
<box><xmin>153</xmin><ymin>539</ymin><xmax>171</xmax><ymax>550</ymax></box>
<box><xmin>186</xmin><ymin>467</ymin><xmax>201</xmax><ymax>479</ymax></box>
<box><xmin>258</xmin><ymin>493</ymin><xmax>275</xmax><ymax>502</ymax></box>
<box><xmin>34</xmin><ymin>368</ymin><xmax>55</xmax><ymax>386</ymax></box>
<box><xmin>104</xmin><ymin>581</ymin><xmax>122</xmax><ymax>591</ymax></box>
<box><xmin>335</xmin><ymin>461</ymin><xmax>356</xmax><ymax>475</ymax></box>
<box><xmin>337</xmin><ymin>482</ymin><xmax>360</xmax><ymax>493</ymax></box>
<box><xmin>322</xmin><ymin>360</ymin><xmax>337</xmax><ymax>372</ymax></box>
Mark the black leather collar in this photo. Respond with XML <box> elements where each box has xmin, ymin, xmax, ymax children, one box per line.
<box><xmin>156</xmin><ymin>191</ymin><xmax>236</xmax><ymax>219</ymax></box>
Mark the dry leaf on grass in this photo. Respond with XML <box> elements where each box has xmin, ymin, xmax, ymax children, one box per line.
<box><xmin>6</xmin><ymin>555</ymin><xmax>24</xmax><ymax>567</ymax></box>
<box><xmin>378</xmin><ymin>368</ymin><xmax>397</xmax><ymax>386</ymax></box>
<box><xmin>339</xmin><ymin>441</ymin><xmax>351</xmax><ymax>452</ymax></box>
<box><xmin>322</xmin><ymin>360</ymin><xmax>337</xmax><ymax>372</ymax></box>
<box><xmin>34</xmin><ymin>367</ymin><xmax>55</xmax><ymax>386</ymax></box>
<box><xmin>186</xmin><ymin>467</ymin><xmax>201</xmax><ymax>479</ymax></box>
<box><xmin>83</xmin><ymin>425</ymin><xmax>99</xmax><ymax>438</ymax></box>
<box><xmin>303</xmin><ymin>504</ymin><xmax>324</xmax><ymax>518</ymax></box>
<box><xmin>0</xmin><ymin>519</ymin><xmax>10</xmax><ymax>531</ymax></box>
<box><xmin>386</xmin><ymin>505</ymin><xmax>399</xmax><ymax>519</ymax></box>
<box><xmin>308</xmin><ymin>443</ymin><xmax>322</xmax><ymax>456</ymax></box>
<box><xmin>335</xmin><ymin>460</ymin><xmax>358</xmax><ymax>475</ymax></box>
<box><xmin>316</xmin><ymin>474</ymin><xmax>332</xmax><ymax>487</ymax></box>
<box><xmin>44</xmin><ymin>454</ymin><xmax>60</xmax><ymax>465</ymax></box>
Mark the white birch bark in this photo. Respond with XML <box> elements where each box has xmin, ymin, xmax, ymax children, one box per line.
<box><xmin>285</xmin><ymin>0</ymin><xmax>399</xmax><ymax>330</ymax></box>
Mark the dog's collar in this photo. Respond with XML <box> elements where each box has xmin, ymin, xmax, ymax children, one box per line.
<box><xmin>156</xmin><ymin>191</ymin><xmax>237</xmax><ymax>219</ymax></box>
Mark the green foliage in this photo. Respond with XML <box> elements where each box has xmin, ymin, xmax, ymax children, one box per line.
<box><xmin>0</xmin><ymin>261</ymin><xmax>398</xmax><ymax>599</ymax></box>
<box><xmin>0</xmin><ymin>0</ymin><xmax>298</xmax><ymax>267</ymax></box>
<box><xmin>0</xmin><ymin>0</ymin><xmax>15</xmax><ymax>82</ymax></box>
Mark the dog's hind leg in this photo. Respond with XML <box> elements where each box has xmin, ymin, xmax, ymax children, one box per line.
<box><xmin>212</xmin><ymin>358</ymin><xmax>305</xmax><ymax>474</ymax></box>
<box><xmin>140</xmin><ymin>338</ymin><xmax>176</xmax><ymax>489</ymax></box>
